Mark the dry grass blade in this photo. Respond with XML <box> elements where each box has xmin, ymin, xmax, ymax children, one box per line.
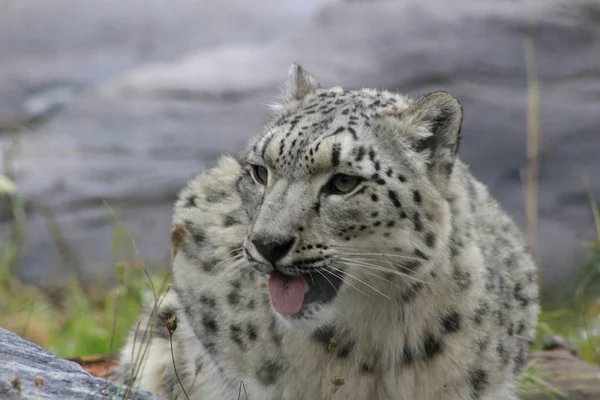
<box><xmin>523</xmin><ymin>32</ymin><xmax>541</xmax><ymax>259</ymax></box>
<box><xmin>166</xmin><ymin>315</ymin><xmax>191</xmax><ymax>400</ymax></box>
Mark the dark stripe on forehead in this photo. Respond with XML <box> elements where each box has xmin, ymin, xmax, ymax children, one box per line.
<box><xmin>259</xmin><ymin>127</ymin><xmax>278</xmax><ymax>160</ymax></box>
<box><xmin>320</xmin><ymin>126</ymin><xmax>346</xmax><ymax>141</ymax></box>
<box><xmin>331</xmin><ymin>143</ymin><xmax>342</xmax><ymax>167</ymax></box>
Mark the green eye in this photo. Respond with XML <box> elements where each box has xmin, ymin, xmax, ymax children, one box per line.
<box><xmin>251</xmin><ymin>165</ymin><xmax>268</xmax><ymax>185</ymax></box>
<box><xmin>326</xmin><ymin>174</ymin><xmax>362</xmax><ymax>195</ymax></box>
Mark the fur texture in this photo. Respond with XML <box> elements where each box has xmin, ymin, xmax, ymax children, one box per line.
<box><xmin>115</xmin><ymin>65</ymin><xmax>539</xmax><ymax>400</ymax></box>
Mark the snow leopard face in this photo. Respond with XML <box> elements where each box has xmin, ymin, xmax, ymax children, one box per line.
<box><xmin>237</xmin><ymin>65</ymin><xmax>463</xmax><ymax>326</ymax></box>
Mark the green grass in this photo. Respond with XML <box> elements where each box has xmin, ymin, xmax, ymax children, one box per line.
<box><xmin>0</xmin><ymin>175</ymin><xmax>169</xmax><ymax>357</ymax></box>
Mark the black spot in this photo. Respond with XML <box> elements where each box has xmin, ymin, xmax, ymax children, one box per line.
<box><xmin>202</xmin><ymin>257</ymin><xmax>220</xmax><ymax>273</ymax></box>
<box><xmin>514</xmin><ymin>283</ymin><xmax>529</xmax><ymax>308</ymax></box>
<box><xmin>388</xmin><ymin>190</ymin><xmax>402</xmax><ymax>209</ymax></box>
<box><xmin>247</xmin><ymin>299</ymin><xmax>256</xmax><ymax>310</ymax></box>
<box><xmin>199</xmin><ymin>293</ymin><xmax>217</xmax><ymax>308</ymax></box>
<box><xmin>497</xmin><ymin>343</ymin><xmax>509</xmax><ymax>366</ymax></box>
<box><xmin>414</xmin><ymin>248</ymin><xmax>427</xmax><ymax>260</ymax></box>
<box><xmin>386</xmin><ymin>168</ymin><xmax>393</xmax><ymax>177</ymax></box>
<box><xmin>371</xmin><ymin>193</ymin><xmax>378</xmax><ymax>202</ymax></box>
<box><xmin>337</xmin><ymin>341</ymin><xmax>355</xmax><ymax>358</ymax></box>
<box><xmin>507</xmin><ymin>323</ymin><xmax>514</xmax><ymax>336</ymax></box>
<box><xmin>517</xmin><ymin>322</ymin><xmax>526</xmax><ymax>335</ymax></box>
<box><xmin>230</xmin><ymin>324</ymin><xmax>246</xmax><ymax>350</ymax></box>
<box><xmin>423</xmin><ymin>334</ymin><xmax>443</xmax><ymax>359</ymax></box>
<box><xmin>355</xmin><ymin>146</ymin><xmax>365</xmax><ymax>161</ymax></box>
<box><xmin>332</xmin><ymin>126</ymin><xmax>345</xmax><ymax>136</ymax></box>
<box><xmin>256</xmin><ymin>359</ymin><xmax>284</xmax><ymax>386</ymax></box>
<box><xmin>202</xmin><ymin>314</ymin><xmax>219</xmax><ymax>334</ymax></box>
<box><xmin>413</xmin><ymin>190</ymin><xmax>422</xmax><ymax>204</ymax></box>
<box><xmin>203</xmin><ymin>340</ymin><xmax>218</xmax><ymax>357</ymax></box>
<box><xmin>184</xmin><ymin>195</ymin><xmax>197</xmax><ymax>208</ymax></box>
<box><xmin>425</xmin><ymin>232</ymin><xmax>436</xmax><ymax>248</ymax></box>
<box><xmin>413</xmin><ymin>212</ymin><xmax>423</xmax><ymax>231</ymax></box>
<box><xmin>441</xmin><ymin>311</ymin><xmax>461</xmax><ymax>333</ymax></box>
<box><xmin>205</xmin><ymin>190</ymin><xmax>228</xmax><ymax>203</ymax></box>
<box><xmin>331</xmin><ymin>143</ymin><xmax>341</xmax><ymax>166</ymax></box>
<box><xmin>185</xmin><ymin>221</ymin><xmax>206</xmax><ymax>245</ymax></box>
<box><xmin>360</xmin><ymin>363</ymin><xmax>374</xmax><ymax>373</ymax></box>
<box><xmin>452</xmin><ymin>266</ymin><xmax>472</xmax><ymax>290</ymax></box>
<box><xmin>368</xmin><ymin>148</ymin><xmax>376</xmax><ymax>161</ymax></box>
<box><xmin>513</xmin><ymin>347</ymin><xmax>528</xmax><ymax>374</ymax></box>
<box><xmin>312</xmin><ymin>325</ymin><xmax>335</xmax><ymax>345</ymax></box>
<box><xmin>399</xmin><ymin>346</ymin><xmax>414</xmax><ymax>365</ymax></box>
<box><xmin>224</xmin><ymin>214</ymin><xmax>240</xmax><ymax>227</ymax></box>
<box><xmin>227</xmin><ymin>291</ymin><xmax>240</xmax><ymax>306</ymax></box>
<box><xmin>402</xmin><ymin>282</ymin><xmax>423</xmax><ymax>302</ymax></box>
<box><xmin>397</xmin><ymin>174</ymin><xmax>407</xmax><ymax>182</ymax></box>
<box><xmin>402</xmin><ymin>260</ymin><xmax>421</xmax><ymax>272</ymax></box>
<box><xmin>469</xmin><ymin>368</ymin><xmax>488</xmax><ymax>398</ymax></box>
<box><xmin>247</xmin><ymin>323</ymin><xmax>259</xmax><ymax>341</ymax></box>
<box><xmin>473</xmin><ymin>302</ymin><xmax>489</xmax><ymax>325</ymax></box>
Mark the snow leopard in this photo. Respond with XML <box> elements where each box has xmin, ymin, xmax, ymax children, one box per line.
<box><xmin>115</xmin><ymin>64</ymin><xmax>539</xmax><ymax>400</ymax></box>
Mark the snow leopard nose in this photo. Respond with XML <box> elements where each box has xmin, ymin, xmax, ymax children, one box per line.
<box><xmin>251</xmin><ymin>234</ymin><xmax>296</xmax><ymax>265</ymax></box>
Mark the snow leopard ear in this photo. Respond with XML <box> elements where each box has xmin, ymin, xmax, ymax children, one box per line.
<box><xmin>401</xmin><ymin>92</ymin><xmax>463</xmax><ymax>182</ymax></box>
<box><xmin>281</xmin><ymin>64</ymin><xmax>321</xmax><ymax>103</ymax></box>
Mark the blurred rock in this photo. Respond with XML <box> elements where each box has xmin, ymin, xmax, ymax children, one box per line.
<box><xmin>522</xmin><ymin>349</ymin><xmax>600</xmax><ymax>400</ymax></box>
<box><xmin>0</xmin><ymin>0</ymin><xmax>598</xmax><ymax>293</ymax></box>
<box><xmin>0</xmin><ymin>327</ymin><xmax>163</xmax><ymax>400</ymax></box>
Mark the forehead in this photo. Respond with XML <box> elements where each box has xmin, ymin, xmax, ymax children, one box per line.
<box><xmin>252</xmin><ymin>88</ymin><xmax>408</xmax><ymax>175</ymax></box>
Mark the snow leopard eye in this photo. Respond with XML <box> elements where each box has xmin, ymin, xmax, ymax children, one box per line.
<box><xmin>324</xmin><ymin>174</ymin><xmax>363</xmax><ymax>195</ymax></box>
<box><xmin>250</xmin><ymin>165</ymin><xmax>268</xmax><ymax>185</ymax></box>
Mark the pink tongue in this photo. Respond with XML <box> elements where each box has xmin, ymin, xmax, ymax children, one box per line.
<box><xmin>268</xmin><ymin>273</ymin><xmax>305</xmax><ymax>315</ymax></box>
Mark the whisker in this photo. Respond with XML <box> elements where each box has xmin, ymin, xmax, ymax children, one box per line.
<box><xmin>334</xmin><ymin>252</ymin><xmax>425</xmax><ymax>262</ymax></box>
<box><xmin>335</xmin><ymin>260</ymin><xmax>402</xmax><ymax>289</ymax></box>
<box><xmin>210</xmin><ymin>253</ymin><xmax>245</xmax><ymax>270</ymax></box>
<box><xmin>328</xmin><ymin>265</ymin><xmax>391</xmax><ymax>300</ymax></box>
<box><xmin>322</xmin><ymin>268</ymin><xmax>369</xmax><ymax>297</ymax></box>
<box><xmin>334</xmin><ymin>257</ymin><xmax>432</xmax><ymax>285</ymax></box>
<box><xmin>313</xmin><ymin>268</ymin><xmax>338</xmax><ymax>293</ymax></box>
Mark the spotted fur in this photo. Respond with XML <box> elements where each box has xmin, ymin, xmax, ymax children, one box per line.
<box><xmin>115</xmin><ymin>65</ymin><xmax>539</xmax><ymax>400</ymax></box>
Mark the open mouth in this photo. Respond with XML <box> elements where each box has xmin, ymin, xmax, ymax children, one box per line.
<box><xmin>267</xmin><ymin>268</ymin><xmax>343</xmax><ymax>316</ymax></box>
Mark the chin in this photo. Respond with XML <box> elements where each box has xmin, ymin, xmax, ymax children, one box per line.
<box><xmin>274</xmin><ymin>303</ymin><xmax>336</xmax><ymax>331</ymax></box>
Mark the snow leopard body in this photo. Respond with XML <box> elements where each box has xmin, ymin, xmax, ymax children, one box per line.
<box><xmin>115</xmin><ymin>65</ymin><xmax>539</xmax><ymax>400</ymax></box>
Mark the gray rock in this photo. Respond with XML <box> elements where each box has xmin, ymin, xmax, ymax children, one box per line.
<box><xmin>0</xmin><ymin>0</ymin><xmax>598</xmax><ymax>293</ymax></box>
<box><xmin>0</xmin><ymin>0</ymin><xmax>330</xmax><ymax>129</ymax></box>
<box><xmin>0</xmin><ymin>327</ymin><xmax>164</xmax><ymax>400</ymax></box>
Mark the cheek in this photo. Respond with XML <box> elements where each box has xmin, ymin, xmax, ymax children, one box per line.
<box><xmin>321</xmin><ymin>200</ymin><xmax>373</xmax><ymax>241</ymax></box>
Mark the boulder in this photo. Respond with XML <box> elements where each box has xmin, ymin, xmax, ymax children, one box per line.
<box><xmin>521</xmin><ymin>350</ymin><xmax>600</xmax><ymax>400</ymax></box>
<box><xmin>0</xmin><ymin>327</ymin><xmax>164</xmax><ymax>400</ymax></box>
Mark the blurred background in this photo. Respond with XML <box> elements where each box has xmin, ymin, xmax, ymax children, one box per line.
<box><xmin>0</xmin><ymin>0</ymin><xmax>599</xmax><ymax>360</ymax></box>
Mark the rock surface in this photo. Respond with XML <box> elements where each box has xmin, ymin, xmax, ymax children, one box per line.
<box><xmin>522</xmin><ymin>350</ymin><xmax>600</xmax><ymax>400</ymax></box>
<box><xmin>0</xmin><ymin>327</ymin><xmax>164</xmax><ymax>400</ymax></box>
<box><xmin>0</xmin><ymin>0</ymin><xmax>598</xmax><ymax>292</ymax></box>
